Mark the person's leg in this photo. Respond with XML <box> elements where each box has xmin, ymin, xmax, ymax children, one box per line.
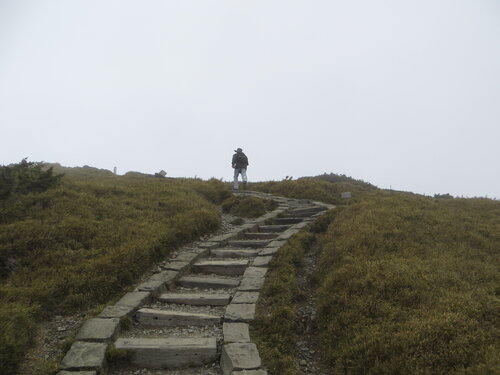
<box><xmin>241</xmin><ymin>168</ymin><xmax>247</xmax><ymax>189</ymax></box>
<box><xmin>233</xmin><ymin>168</ymin><xmax>240</xmax><ymax>190</ymax></box>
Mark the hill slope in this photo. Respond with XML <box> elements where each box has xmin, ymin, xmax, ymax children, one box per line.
<box><xmin>0</xmin><ymin>164</ymin><xmax>231</xmax><ymax>375</ymax></box>
<box><xmin>316</xmin><ymin>192</ymin><xmax>499</xmax><ymax>374</ymax></box>
<box><xmin>252</xmin><ymin>182</ymin><xmax>500</xmax><ymax>375</ymax></box>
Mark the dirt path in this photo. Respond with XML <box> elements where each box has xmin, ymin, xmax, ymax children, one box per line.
<box><xmin>293</xmin><ymin>241</ymin><xmax>330</xmax><ymax>375</ymax></box>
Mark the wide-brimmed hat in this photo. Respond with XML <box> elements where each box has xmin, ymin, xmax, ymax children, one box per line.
<box><xmin>234</xmin><ymin>148</ymin><xmax>243</xmax><ymax>152</ymax></box>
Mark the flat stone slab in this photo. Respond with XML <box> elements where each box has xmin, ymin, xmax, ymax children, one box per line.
<box><xmin>135</xmin><ymin>279</ymin><xmax>167</xmax><ymax>295</ymax></box>
<box><xmin>136</xmin><ymin>308</ymin><xmax>221</xmax><ymax>326</ymax></box>
<box><xmin>211</xmin><ymin>249</ymin><xmax>260</xmax><ymax>258</ymax></box>
<box><xmin>227</xmin><ymin>240</ymin><xmax>270</xmax><ymax>248</ymax></box>
<box><xmin>223</xmin><ymin>322</ymin><xmax>250</xmax><ymax>343</ymax></box>
<box><xmin>172</xmin><ymin>251</ymin><xmax>203</xmax><ymax>262</ymax></box>
<box><xmin>277</xmin><ymin>229</ymin><xmax>299</xmax><ymax>240</ymax></box>
<box><xmin>193</xmin><ymin>259</ymin><xmax>249</xmax><ymax>276</ymax></box>
<box><xmin>232</xmin><ymin>370</ymin><xmax>268</xmax><ymax>375</ymax></box>
<box><xmin>210</xmin><ymin>232</ymin><xmax>238</xmax><ymax>243</ymax></box>
<box><xmin>225</xmin><ymin>304</ymin><xmax>256</xmax><ymax>322</ymax></box>
<box><xmin>178</xmin><ymin>276</ymin><xmax>240</xmax><ymax>289</ymax></box>
<box><xmin>238</xmin><ymin>223</ymin><xmax>258</xmax><ymax>231</ymax></box>
<box><xmin>98</xmin><ymin>305</ymin><xmax>134</xmax><ymax>318</ymax></box>
<box><xmin>163</xmin><ymin>261</ymin><xmax>190</xmax><ymax>271</ymax></box>
<box><xmin>243</xmin><ymin>267</ymin><xmax>267</xmax><ymax>278</ymax></box>
<box><xmin>272</xmin><ymin>217</ymin><xmax>302</xmax><ymax>225</ymax></box>
<box><xmin>289</xmin><ymin>206</ymin><xmax>326</xmax><ymax>215</ymax></box>
<box><xmin>257</xmin><ymin>224</ymin><xmax>292</xmax><ymax>232</ymax></box>
<box><xmin>221</xmin><ymin>343</ymin><xmax>261</xmax><ymax>375</ymax></box>
<box><xmin>189</xmin><ymin>247</ymin><xmax>212</xmax><ymax>255</ymax></box>
<box><xmin>76</xmin><ymin>318</ymin><xmax>120</xmax><ymax>342</ymax></box>
<box><xmin>57</xmin><ymin>371</ymin><xmax>96</xmax><ymax>375</ymax></box>
<box><xmin>241</xmin><ymin>233</ymin><xmax>277</xmax><ymax>240</ymax></box>
<box><xmin>238</xmin><ymin>277</ymin><xmax>265</xmax><ymax>292</ymax></box>
<box><xmin>159</xmin><ymin>293</ymin><xmax>231</xmax><ymax>306</ymax></box>
<box><xmin>197</xmin><ymin>241</ymin><xmax>220</xmax><ymax>249</ymax></box>
<box><xmin>149</xmin><ymin>270</ymin><xmax>179</xmax><ymax>284</ymax></box>
<box><xmin>252</xmin><ymin>256</ymin><xmax>272</xmax><ymax>267</ymax></box>
<box><xmin>115</xmin><ymin>337</ymin><xmax>216</xmax><ymax>368</ymax></box>
<box><xmin>232</xmin><ymin>292</ymin><xmax>260</xmax><ymax>304</ymax></box>
<box><xmin>266</xmin><ymin>240</ymin><xmax>287</xmax><ymax>248</ymax></box>
<box><xmin>258</xmin><ymin>247</ymin><xmax>279</xmax><ymax>256</ymax></box>
<box><xmin>115</xmin><ymin>291</ymin><xmax>150</xmax><ymax>309</ymax></box>
<box><xmin>60</xmin><ymin>341</ymin><xmax>107</xmax><ymax>371</ymax></box>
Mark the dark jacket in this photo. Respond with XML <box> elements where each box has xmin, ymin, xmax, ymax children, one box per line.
<box><xmin>232</xmin><ymin>152</ymin><xmax>249</xmax><ymax>169</ymax></box>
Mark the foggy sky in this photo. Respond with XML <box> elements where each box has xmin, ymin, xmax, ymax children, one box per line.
<box><xmin>1</xmin><ymin>0</ymin><xmax>499</xmax><ymax>198</ymax></box>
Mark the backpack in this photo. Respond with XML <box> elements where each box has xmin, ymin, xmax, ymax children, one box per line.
<box><xmin>236</xmin><ymin>153</ymin><xmax>248</xmax><ymax>165</ymax></box>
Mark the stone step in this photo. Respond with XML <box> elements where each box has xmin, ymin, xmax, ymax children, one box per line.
<box><xmin>192</xmin><ymin>259</ymin><xmax>249</xmax><ymax>276</ymax></box>
<box><xmin>211</xmin><ymin>248</ymin><xmax>260</xmax><ymax>258</ymax></box>
<box><xmin>256</xmin><ymin>224</ymin><xmax>292</xmax><ymax>232</ymax></box>
<box><xmin>136</xmin><ymin>308</ymin><xmax>221</xmax><ymax>326</ymax></box>
<box><xmin>221</xmin><ymin>343</ymin><xmax>262</xmax><ymax>375</ymax></box>
<box><xmin>158</xmin><ymin>293</ymin><xmax>231</xmax><ymax>306</ymax></box>
<box><xmin>227</xmin><ymin>240</ymin><xmax>270</xmax><ymax>248</ymax></box>
<box><xmin>289</xmin><ymin>206</ymin><xmax>327</xmax><ymax>215</ymax></box>
<box><xmin>223</xmin><ymin>322</ymin><xmax>250</xmax><ymax>343</ymax></box>
<box><xmin>285</xmin><ymin>211</ymin><xmax>321</xmax><ymax>218</ymax></box>
<box><xmin>225</xmin><ymin>303</ymin><xmax>256</xmax><ymax>322</ymax></box>
<box><xmin>115</xmin><ymin>337</ymin><xmax>217</xmax><ymax>368</ymax></box>
<box><xmin>272</xmin><ymin>217</ymin><xmax>303</xmax><ymax>225</ymax></box>
<box><xmin>178</xmin><ymin>275</ymin><xmax>240</xmax><ymax>289</ymax></box>
<box><xmin>241</xmin><ymin>233</ymin><xmax>278</xmax><ymax>240</ymax></box>
<box><xmin>60</xmin><ymin>342</ymin><xmax>107</xmax><ymax>372</ymax></box>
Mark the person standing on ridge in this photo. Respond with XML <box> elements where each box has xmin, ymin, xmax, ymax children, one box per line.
<box><xmin>232</xmin><ymin>148</ymin><xmax>249</xmax><ymax>190</ymax></box>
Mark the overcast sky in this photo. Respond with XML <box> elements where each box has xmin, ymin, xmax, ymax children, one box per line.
<box><xmin>1</xmin><ymin>1</ymin><xmax>499</xmax><ymax>198</ymax></box>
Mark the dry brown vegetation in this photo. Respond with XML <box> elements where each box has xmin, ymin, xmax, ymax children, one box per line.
<box><xmin>253</xmin><ymin>179</ymin><xmax>499</xmax><ymax>375</ymax></box>
<box><xmin>0</xmin><ymin>163</ymin><xmax>231</xmax><ymax>375</ymax></box>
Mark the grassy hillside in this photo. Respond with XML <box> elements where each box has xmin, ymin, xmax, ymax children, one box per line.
<box><xmin>251</xmin><ymin>175</ymin><xmax>376</xmax><ymax>205</ymax></box>
<box><xmin>316</xmin><ymin>192</ymin><xmax>499</xmax><ymax>374</ymax></box>
<box><xmin>253</xmin><ymin>179</ymin><xmax>499</xmax><ymax>375</ymax></box>
<box><xmin>0</xmin><ymin>163</ymin><xmax>231</xmax><ymax>375</ymax></box>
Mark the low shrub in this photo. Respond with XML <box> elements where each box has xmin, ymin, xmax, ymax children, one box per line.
<box><xmin>0</xmin><ymin>159</ymin><xmax>63</xmax><ymax>200</ymax></box>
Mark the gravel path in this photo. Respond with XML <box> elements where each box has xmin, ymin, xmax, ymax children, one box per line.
<box><xmin>293</xmin><ymin>241</ymin><xmax>330</xmax><ymax>375</ymax></box>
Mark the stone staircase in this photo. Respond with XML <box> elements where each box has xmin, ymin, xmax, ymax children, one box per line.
<box><xmin>57</xmin><ymin>191</ymin><xmax>332</xmax><ymax>375</ymax></box>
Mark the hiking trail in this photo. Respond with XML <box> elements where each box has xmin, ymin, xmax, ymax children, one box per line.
<box><xmin>57</xmin><ymin>191</ymin><xmax>333</xmax><ymax>375</ymax></box>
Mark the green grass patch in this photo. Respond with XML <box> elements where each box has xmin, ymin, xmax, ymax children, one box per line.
<box><xmin>315</xmin><ymin>192</ymin><xmax>500</xmax><ymax>374</ymax></box>
<box><xmin>0</xmin><ymin>165</ymin><xmax>230</xmax><ymax>375</ymax></box>
<box><xmin>222</xmin><ymin>195</ymin><xmax>277</xmax><ymax>218</ymax></box>
<box><xmin>253</xmin><ymin>231</ymin><xmax>315</xmax><ymax>375</ymax></box>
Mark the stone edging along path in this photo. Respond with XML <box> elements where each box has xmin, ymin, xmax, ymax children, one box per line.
<box><xmin>57</xmin><ymin>191</ymin><xmax>334</xmax><ymax>375</ymax></box>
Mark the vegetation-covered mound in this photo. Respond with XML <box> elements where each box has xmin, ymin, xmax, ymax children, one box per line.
<box><xmin>0</xmin><ymin>162</ymin><xmax>230</xmax><ymax>375</ymax></box>
<box><xmin>251</xmin><ymin>174</ymin><xmax>377</xmax><ymax>205</ymax></box>
<box><xmin>222</xmin><ymin>195</ymin><xmax>277</xmax><ymax>218</ymax></box>
<box><xmin>307</xmin><ymin>172</ymin><xmax>376</xmax><ymax>189</ymax></box>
